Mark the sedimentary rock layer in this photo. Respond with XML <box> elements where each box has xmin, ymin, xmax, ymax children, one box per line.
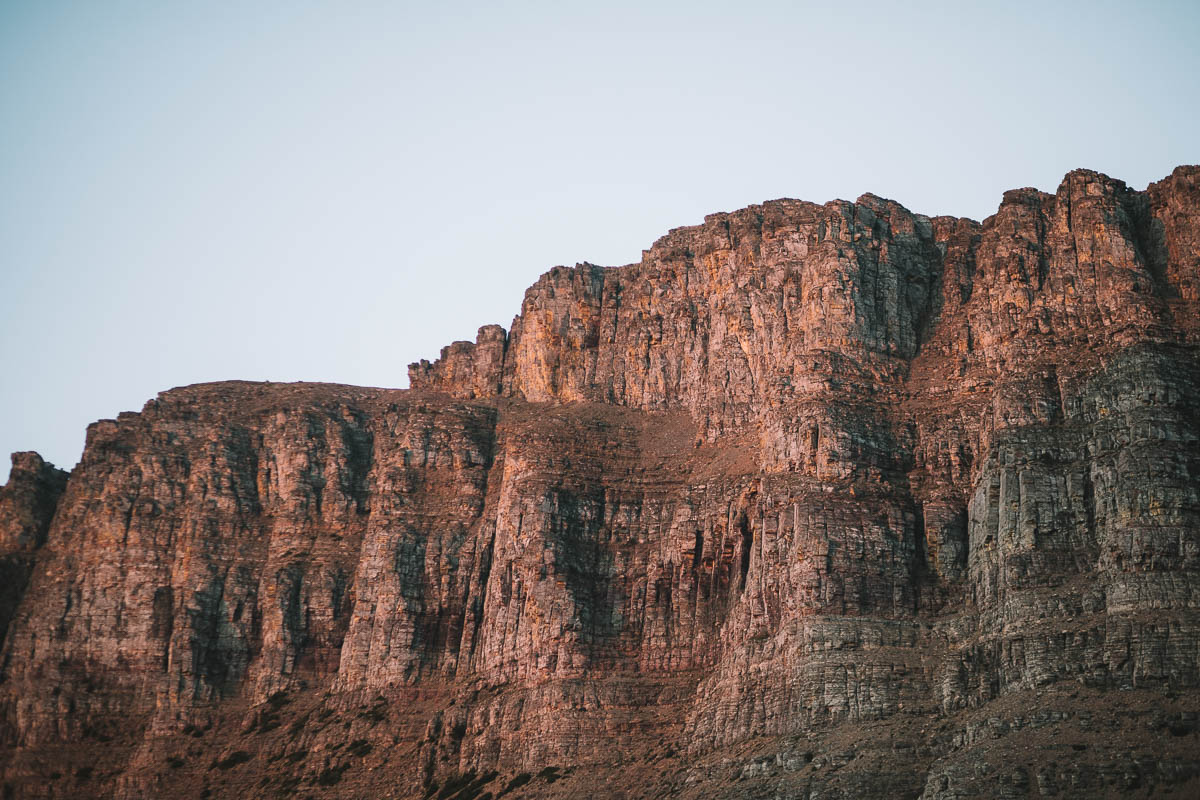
<box><xmin>1</xmin><ymin>166</ymin><xmax>1198</xmax><ymax>799</ymax></box>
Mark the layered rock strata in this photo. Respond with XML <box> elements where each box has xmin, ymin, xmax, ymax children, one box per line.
<box><xmin>1</xmin><ymin>166</ymin><xmax>1198</xmax><ymax>799</ymax></box>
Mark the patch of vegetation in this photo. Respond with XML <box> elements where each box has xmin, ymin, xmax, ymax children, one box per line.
<box><xmin>215</xmin><ymin>751</ymin><xmax>253</xmax><ymax>770</ymax></box>
<box><xmin>75</xmin><ymin>766</ymin><xmax>94</xmax><ymax>782</ymax></box>
<box><xmin>496</xmin><ymin>772</ymin><xmax>531</xmax><ymax>797</ymax></box>
<box><xmin>166</xmin><ymin>755</ymin><xmax>186</xmax><ymax>769</ymax></box>
<box><xmin>346</xmin><ymin>739</ymin><xmax>373</xmax><ymax>758</ymax></box>
<box><xmin>357</xmin><ymin>698</ymin><xmax>388</xmax><ymax>724</ymax></box>
<box><xmin>316</xmin><ymin>764</ymin><xmax>350</xmax><ymax>786</ymax></box>
<box><xmin>285</xmin><ymin>749</ymin><xmax>308</xmax><ymax>764</ymax></box>
<box><xmin>537</xmin><ymin>766</ymin><xmax>562</xmax><ymax>784</ymax></box>
<box><xmin>182</xmin><ymin>721</ymin><xmax>212</xmax><ymax>739</ymax></box>
<box><xmin>244</xmin><ymin>708</ymin><xmax>282</xmax><ymax>735</ymax></box>
<box><xmin>266</xmin><ymin>690</ymin><xmax>291</xmax><ymax>711</ymax></box>
<box><xmin>287</xmin><ymin>711</ymin><xmax>311</xmax><ymax>739</ymax></box>
<box><xmin>274</xmin><ymin>776</ymin><xmax>301</xmax><ymax>798</ymax></box>
<box><xmin>437</xmin><ymin>771</ymin><xmax>477</xmax><ymax>799</ymax></box>
<box><xmin>436</xmin><ymin>769</ymin><xmax>499</xmax><ymax>800</ymax></box>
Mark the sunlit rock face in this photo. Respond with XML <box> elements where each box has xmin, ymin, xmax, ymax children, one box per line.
<box><xmin>2</xmin><ymin>166</ymin><xmax>1199</xmax><ymax>800</ymax></box>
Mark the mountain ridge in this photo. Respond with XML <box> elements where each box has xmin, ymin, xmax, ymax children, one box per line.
<box><xmin>2</xmin><ymin>165</ymin><xmax>1199</xmax><ymax>799</ymax></box>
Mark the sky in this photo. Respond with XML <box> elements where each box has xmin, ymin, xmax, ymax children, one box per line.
<box><xmin>2</xmin><ymin>0</ymin><xmax>1198</xmax><ymax>481</ymax></box>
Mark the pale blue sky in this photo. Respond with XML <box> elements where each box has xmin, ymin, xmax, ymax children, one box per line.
<box><xmin>2</xmin><ymin>0</ymin><xmax>1198</xmax><ymax>480</ymax></box>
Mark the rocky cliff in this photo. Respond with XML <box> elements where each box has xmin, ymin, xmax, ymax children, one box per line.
<box><xmin>2</xmin><ymin>167</ymin><xmax>1199</xmax><ymax>799</ymax></box>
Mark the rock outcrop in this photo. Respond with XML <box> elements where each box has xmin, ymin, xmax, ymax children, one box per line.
<box><xmin>0</xmin><ymin>452</ymin><xmax>68</xmax><ymax>655</ymax></box>
<box><xmin>1</xmin><ymin>167</ymin><xmax>1198</xmax><ymax>799</ymax></box>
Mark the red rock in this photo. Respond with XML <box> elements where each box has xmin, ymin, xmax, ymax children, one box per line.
<box><xmin>2</xmin><ymin>167</ymin><xmax>1199</xmax><ymax>799</ymax></box>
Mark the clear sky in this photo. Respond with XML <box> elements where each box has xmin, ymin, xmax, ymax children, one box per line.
<box><xmin>2</xmin><ymin>0</ymin><xmax>1198</xmax><ymax>481</ymax></box>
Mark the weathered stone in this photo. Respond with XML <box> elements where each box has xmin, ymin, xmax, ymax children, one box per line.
<box><xmin>1</xmin><ymin>166</ymin><xmax>1198</xmax><ymax>799</ymax></box>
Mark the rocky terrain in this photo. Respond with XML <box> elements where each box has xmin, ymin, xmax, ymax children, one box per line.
<box><xmin>2</xmin><ymin>166</ymin><xmax>1199</xmax><ymax>799</ymax></box>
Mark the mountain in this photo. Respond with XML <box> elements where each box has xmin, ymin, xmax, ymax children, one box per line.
<box><xmin>2</xmin><ymin>166</ymin><xmax>1199</xmax><ymax>799</ymax></box>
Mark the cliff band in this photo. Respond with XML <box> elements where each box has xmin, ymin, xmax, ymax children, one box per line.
<box><xmin>2</xmin><ymin>167</ymin><xmax>1199</xmax><ymax>798</ymax></box>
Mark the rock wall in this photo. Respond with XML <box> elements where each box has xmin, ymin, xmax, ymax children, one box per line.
<box><xmin>0</xmin><ymin>452</ymin><xmax>68</xmax><ymax>656</ymax></box>
<box><xmin>1</xmin><ymin>166</ymin><xmax>1198</xmax><ymax>799</ymax></box>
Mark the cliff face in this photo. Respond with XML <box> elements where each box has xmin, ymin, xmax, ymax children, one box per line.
<box><xmin>2</xmin><ymin>167</ymin><xmax>1199</xmax><ymax>800</ymax></box>
<box><xmin>0</xmin><ymin>453</ymin><xmax>68</xmax><ymax>654</ymax></box>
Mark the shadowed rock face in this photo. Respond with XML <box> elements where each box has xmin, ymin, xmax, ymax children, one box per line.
<box><xmin>0</xmin><ymin>453</ymin><xmax>68</xmax><ymax>653</ymax></box>
<box><xmin>2</xmin><ymin>167</ymin><xmax>1199</xmax><ymax>799</ymax></box>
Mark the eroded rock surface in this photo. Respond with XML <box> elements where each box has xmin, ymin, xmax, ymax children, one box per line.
<box><xmin>1</xmin><ymin>167</ymin><xmax>1198</xmax><ymax>799</ymax></box>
